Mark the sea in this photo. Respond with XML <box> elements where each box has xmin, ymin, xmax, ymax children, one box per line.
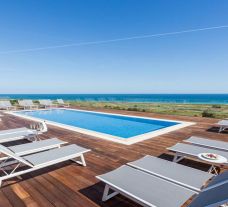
<box><xmin>0</xmin><ymin>94</ymin><xmax>228</xmax><ymax>104</ymax></box>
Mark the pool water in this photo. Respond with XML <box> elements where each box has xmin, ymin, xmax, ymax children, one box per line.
<box><xmin>17</xmin><ymin>109</ymin><xmax>179</xmax><ymax>138</ymax></box>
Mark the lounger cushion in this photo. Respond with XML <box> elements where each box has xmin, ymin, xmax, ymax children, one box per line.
<box><xmin>218</xmin><ymin>120</ymin><xmax>228</xmax><ymax>126</ymax></box>
<box><xmin>0</xmin><ymin>130</ymin><xmax>35</xmax><ymax>143</ymax></box>
<box><xmin>168</xmin><ymin>143</ymin><xmax>228</xmax><ymax>161</ymax></box>
<box><xmin>97</xmin><ymin>165</ymin><xmax>195</xmax><ymax>207</ymax></box>
<box><xmin>8</xmin><ymin>138</ymin><xmax>67</xmax><ymax>155</ymax></box>
<box><xmin>185</xmin><ymin>136</ymin><xmax>228</xmax><ymax>151</ymax></box>
<box><xmin>128</xmin><ymin>155</ymin><xmax>213</xmax><ymax>192</ymax></box>
<box><xmin>0</xmin><ymin>127</ymin><xmax>28</xmax><ymax>135</ymax></box>
<box><xmin>22</xmin><ymin>144</ymin><xmax>90</xmax><ymax>166</ymax></box>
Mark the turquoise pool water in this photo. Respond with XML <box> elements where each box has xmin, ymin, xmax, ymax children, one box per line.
<box><xmin>17</xmin><ymin>109</ymin><xmax>179</xmax><ymax>138</ymax></box>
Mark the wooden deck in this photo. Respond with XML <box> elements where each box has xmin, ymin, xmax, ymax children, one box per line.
<box><xmin>0</xmin><ymin>108</ymin><xmax>227</xmax><ymax>207</ymax></box>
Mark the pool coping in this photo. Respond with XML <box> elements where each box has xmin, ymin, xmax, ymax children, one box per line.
<box><xmin>6</xmin><ymin>108</ymin><xmax>195</xmax><ymax>145</ymax></box>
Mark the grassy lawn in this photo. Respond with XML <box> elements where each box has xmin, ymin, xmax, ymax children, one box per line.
<box><xmin>69</xmin><ymin>101</ymin><xmax>228</xmax><ymax>119</ymax></box>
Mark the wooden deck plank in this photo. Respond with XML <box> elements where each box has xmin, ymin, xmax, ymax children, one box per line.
<box><xmin>0</xmin><ymin>108</ymin><xmax>227</xmax><ymax>207</ymax></box>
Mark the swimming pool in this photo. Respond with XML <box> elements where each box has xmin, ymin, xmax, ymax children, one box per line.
<box><xmin>11</xmin><ymin>109</ymin><xmax>193</xmax><ymax>145</ymax></box>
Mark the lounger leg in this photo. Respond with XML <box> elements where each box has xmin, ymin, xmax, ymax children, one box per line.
<box><xmin>219</xmin><ymin>127</ymin><xmax>223</xmax><ymax>133</ymax></box>
<box><xmin>26</xmin><ymin>134</ymin><xmax>35</xmax><ymax>142</ymax></box>
<box><xmin>102</xmin><ymin>184</ymin><xmax>119</xmax><ymax>202</ymax></box>
<box><xmin>173</xmin><ymin>153</ymin><xmax>184</xmax><ymax>163</ymax></box>
<box><xmin>79</xmin><ymin>154</ymin><xmax>86</xmax><ymax>166</ymax></box>
<box><xmin>208</xmin><ymin>165</ymin><xmax>219</xmax><ymax>175</ymax></box>
<box><xmin>71</xmin><ymin>154</ymin><xmax>86</xmax><ymax>166</ymax></box>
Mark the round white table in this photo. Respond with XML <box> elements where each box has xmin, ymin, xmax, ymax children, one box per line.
<box><xmin>198</xmin><ymin>153</ymin><xmax>227</xmax><ymax>175</ymax></box>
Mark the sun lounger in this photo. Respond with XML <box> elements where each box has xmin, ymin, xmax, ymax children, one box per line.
<box><xmin>57</xmin><ymin>99</ymin><xmax>70</xmax><ymax>107</ymax></box>
<box><xmin>7</xmin><ymin>138</ymin><xmax>67</xmax><ymax>156</ymax></box>
<box><xmin>39</xmin><ymin>99</ymin><xmax>57</xmax><ymax>108</ymax></box>
<box><xmin>167</xmin><ymin>143</ymin><xmax>228</xmax><ymax>174</ymax></box>
<box><xmin>168</xmin><ymin>143</ymin><xmax>228</xmax><ymax>163</ymax></box>
<box><xmin>0</xmin><ymin>131</ymin><xmax>37</xmax><ymax>143</ymax></box>
<box><xmin>0</xmin><ymin>144</ymin><xmax>90</xmax><ymax>187</ymax></box>
<box><xmin>185</xmin><ymin>136</ymin><xmax>228</xmax><ymax>152</ymax></box>
<box><xmin>97</xmin><ymin>164</ymin><xmax>228</xmax><ymax>207</ymax></box>
<box><xmin>0</xmin><ymin>128</ymin><xmax>37</xmax><ymax>143</ymax></box>
<box><xmin>0</xmin><ymin>127</ymin><xmax>29</xmax><ymax>135</ymax></box>
<box><xmin>0</xmin><ymin>138</ymin><xmax>67</xmax><ymax>167</ymax></box>
<box><xmin>127</xmin><ymin>155</ymin><xmax>213</xmax><ymax>192</ymax></box>
<box><xmin>218</xmin><ymin>120</ymin><xmax>228</xmax><ymax>133</ymax></box>
<box><xmin>0</xmin><ymin>100</ymin><xmax>16</xmax><ymax>110</ymax></box>
<box><xmin>18</xmin><ymin>100</ymin><xmax>38</xmax><ymax>110</ymax></box>
<box><xmin>97</xmin><ymin>165</ymin><xmax>196</xmax><ymax>207</ymax></box>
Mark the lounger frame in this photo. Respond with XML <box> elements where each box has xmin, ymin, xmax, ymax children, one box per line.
<box><xmin>99</xmin><ymin>179</ymin><xmax>153</xmax><ymax>207</ymax></box>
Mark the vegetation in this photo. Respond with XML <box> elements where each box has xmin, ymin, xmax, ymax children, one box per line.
<box><xmin>6</xmin><ymin>99</ymin><xmax>228</xmax><ymax>119</ymax></box>
<box><xmin>69</xmin><ymin>101</ymin><xmax>228</xmax><ymax>119</ymax></box>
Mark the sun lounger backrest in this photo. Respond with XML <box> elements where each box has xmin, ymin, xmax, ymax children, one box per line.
<box><xmin>18</xmin><ymin>100</ymin><xmax>26</xmax><ymax>106</ymax></box>
<box><xmin>25</xmin><ymin>100</ymin><xmax>34</xmax><ymax>105</ymax></box>
<box><xmin>1</xmin><ymin>101</ymin><xmax>12</xmax><ymax>107</ymax></box>
<box><xmin>0</xmin><ymin>101</ymin><xmax>6</xmax><ymax>107</ymax></box>
<box><xmin>46</xmin><ymin>99</ymin><xmax>52</xmax><ymax>105</ymax></box>
<box><xmin>39</xmin><ymin>100</ymin><xmax>51</xmax><ymax>105</ymax></box>
<box><xmin>57</xmin><ymin>99</ymin><xmax>64</xmax><ymax>104</ymax></box>
<box><xmin>218</xmin><ymin>120</ymin><xmax>228</xmax><ymax>125</ymax></box>
<box><xmin>39</xmin><ymin>100</ymin><xmax>46</xmax><ymax>105</ymax></box>
<box><xmin>0</xmin><ymin>145</ymin><xmax>33</xmax><ymax>167</ymax></box>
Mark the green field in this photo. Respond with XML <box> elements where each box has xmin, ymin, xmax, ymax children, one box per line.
<box><xmin>69</xmin><ymin>101</ymin><xmax>228</xmax><ymax>119</ymax></box>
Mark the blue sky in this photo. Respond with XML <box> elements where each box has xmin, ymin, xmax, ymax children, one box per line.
<box><xmin>0</xmin><ymin>0</ymin><xmax>228</xmax><ymax>94</ymax></box>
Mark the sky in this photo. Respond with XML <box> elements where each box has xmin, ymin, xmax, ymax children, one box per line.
<box><xmin>0</xmin><ymin>0</ymin><xmax>228</xmax><ymax>94</ymax></box>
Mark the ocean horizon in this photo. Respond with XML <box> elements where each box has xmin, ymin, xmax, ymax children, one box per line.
<box><xmin>0</xmin><ymin>94</ymin><xmax>228</xmax><ymax>104</ymax></box>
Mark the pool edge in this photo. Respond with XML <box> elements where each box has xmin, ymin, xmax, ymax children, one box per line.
<box><xmin>6</xmin><ymin>108</ymin><xmax>195</xmax><ymax>145</ymax></box>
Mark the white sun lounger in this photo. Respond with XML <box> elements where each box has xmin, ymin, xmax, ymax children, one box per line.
<box><xmin>0</xmin><ymin>127</ymin><xmax>29</xmax><ymax>135</ymax></box>
<box><xmin>0</xmin><ymin>138</ymin><xmax>67</xmax><ymax>167</ymax></box>
<box><xmin>167</xmin><ymin>143</ymin><xmax>228</xmax><ymax>174</ymax></box>
<box><xmin>218</xmin><ymin>120</ymin><xmax>228</xmax><ymax>133</ymax></box>
<box><xmin>97</xmin><ymin>165</ymin><xmax>228</xmax><ymax>207</ymax></box>
<box><xmin>0</xmin><ymin>128</ymin><xmax>37</xmax><ymax>143</ymax></box>
<box><xmin>127</xmin><ymin>155</ymin><xmax>213</xmax><ymax>192</ymax></box>
<box><xmin>7</xmin><ymin>138</ymin><xmax>67</xmax><ymax>156</ymax></box>
<box><xmin>39</xmin><ymin>99</ymin><xmax>57</xmax><ymax>108</ymax></box>
<box><xmin>97</xmin><ymin>165</ymin><xmax>196</xmax><ymax>207</ymax></box>
<box><xmin>0</xmin><ymin>144</ymin><xmax>90</xmax><ymax>187</ymax></box>
<box><xmin>18</xmin><ymin>100</ymin><xmax>38</xmax><ymax>110</ymax></box>
<box><xmin>57</xmin><ymin>99</ymin><xmax>70</xmax><ymax>107</ymax></box>
<box><xmin>168</xmin><ymin>143</ymin><xmax>228</xmax><ymax>163</ymax></box>
<box><xmin>185</xmin><ymin>136</ymin><xmax>228</xmax><ymax>152</ymax></box>
<box><xmin>0</xmin><ymin>101</ymin><xmax>16</xmax><ymax>110</ymax></box>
